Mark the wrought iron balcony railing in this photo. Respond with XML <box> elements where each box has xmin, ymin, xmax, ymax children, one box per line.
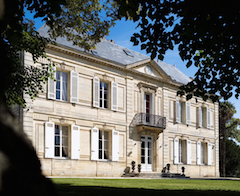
<box><xmin>130</xmin><ymin>113</ymin><xmax>166</xmax><ymax>129</ymax></box>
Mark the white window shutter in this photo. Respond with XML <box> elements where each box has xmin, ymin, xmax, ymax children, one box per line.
<box><xmin>197</xmin><ymin>141</ymin><xmax>201</xmax><ymax>165</ymax></box>
<box><xmin>91</xmin><ymin>127</ymin><xmax>99</xmax><ymax>160</ymax></box>
<box><xmin>187</xmin><ymin>140</ymin><xmax>192</xmax><ymax>164</ymax></box>
<box><xmin>48</xmin><ymin>66</ymin><xmax>56</xmax><ymax>99</ymax></box>
<box><xmin>207</xmin><ymin>107</ymin><xmax>211</xmax><ymax>129</ymax></box>
<box><xmin>71</xmin><ymin>125</ymin><xmax>80</xmax><ymax>160</ymax></box>
<box><xmin>45</xmin><ymin>122</ymin><xmax>55</xmax><ymax>158</ymax></box>
<box><xmin>207</xmin><ymin>142</ymin><xmax>212</xmax><ymax>165</ymax></box>
<box><xmin>175</xmin><ymin>99</ymin><xmax>180</xmax><ymax>123</ymax></box>
<box><xmin>112</xmin><ymin>130</ymin><xmax>119</xmax><ymax>161</ymax></box>
<box><xmin>198</xmin><ymin>107</ymin><xmax>202</xmax><ymax>128</ymax></box>
<box><xmin>174</xmin><ymin>138</ymin><xmax>179</xmax><ymax>164</ymax></box>
<box><xmin>111</xmin><ymin>82</ymin><xmax>118</xmax><ymax>111</ymax></box>
<box><xmin>70</xmin><ymin>71</ymin><xmax>79</xmax><ymax>103</ymax></box>
<box><xmin>93</xmin><ymin>77</ymin><xmax>100</xmax><ymax>107</ymax></box>
<box><xmin>186</xmin><ymin>101</ymin><xmax>191</xmax><ymax>125</ymax></box>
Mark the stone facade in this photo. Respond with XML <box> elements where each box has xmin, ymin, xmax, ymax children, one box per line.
<box><xmin>22</xmin><ymin>33</ymin><xmax>219</xmax><ymax>178</ymax></box>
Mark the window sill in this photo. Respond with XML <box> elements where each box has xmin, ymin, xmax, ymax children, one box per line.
<box><xmin>53</xmin><ymin>157</ymin><xmax>70</xmax><ymax>160</ymax></box>
<box><xmin>96</xmin><ymin>159</ymin><xmax>112</xmax><ymax>162</ymax></box>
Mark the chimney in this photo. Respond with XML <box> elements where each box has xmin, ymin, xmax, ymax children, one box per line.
<box><xmin>110</xmin><ymin>39</ymin><xmax>115</xmax><ymax>44</ymax></box>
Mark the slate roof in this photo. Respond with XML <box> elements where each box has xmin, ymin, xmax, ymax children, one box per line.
<box><xmin>38</xmin><ymin>24</ymin><xmax>191</xmax><ymax>85</ymax></box>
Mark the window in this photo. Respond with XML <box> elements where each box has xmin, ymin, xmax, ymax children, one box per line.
<box><xmin>174</xmin><ymin>138</ymin><xmax>191</xmax><ymax>164</ymax></box>
<box><xmin>179</xmin><ymin>140</ymin><xmax>186</xmax><ymax>164</ymax></box>
<box><xmin>99</xmin><ymin>130</ymin><xmax>109</xmax><ymax>160</ymax></box>
<box><xmin>45</xmin><ymin>122</ymin><xmax>80</xmax><ymax>159</ymax></box>
<box><xmin>176</xmin><ymin>99</ymin><xmax>191</xmax><ymax>124</ymax></box>
<box><xmin>48</xmin><ymin>69</ymin><xmax>79</xmax><ymax>103</ymax></box>
<box><xmin>91</xmin><ymin>128</ymin><xmax>119</xmax><ymax>161</ymax></box>
<box><xmin>56</xmin><ymin>71</ymin><xmax>68</xmax><ymax>101</ymax></box>
<box><xmin>123</xmin><ymin>49</ymin><xmax>134</xmax><ymax>57</ymax></box>
<box><xmin>100</xmin><ymin>81</ymin><xmax>109</xmax><ymax>109</ymax></box>
<box><xmin>55</xmin><ymin>125</ymin><xmax>69</xmax><ymax>158</ymax></box>
<box><xmin>201</xmin><ymin>142</ymin><xmax>207</xmax><ymax>165</ymax></box>
<box><xmin>197</xmin><ymin>141</ymin><xmax>212</xmax><ymax>165</ymax></box>
<box><xmin>198</xmin><ymin>106</ymin><xmax>210</xmax><ymax>129</ymax></box>
<box><xmin>93</xmin><ymin>77</ymin><xmax>118</xmax><ymax>111</ymax></box>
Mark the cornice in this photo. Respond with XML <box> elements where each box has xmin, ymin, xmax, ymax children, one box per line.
<box><xmin>46</xmin><ymin>44</ymin><xmax>182</xmax><ymax>88</ymax></box>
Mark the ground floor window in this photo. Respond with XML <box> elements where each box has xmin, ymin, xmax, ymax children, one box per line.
<box><xmin>179</xmin><ymin>140</ymin><xmax>186</xmax><ymax>164</ymax></box>
<box><xmin>99</xmin><ymin>130</ymin><xmax>109</xmax><ymax>160</ymax></box>
<box><xmin>201</xmin><ymin>142</ymin><xmax>207</xmax><ymax>165</ymax></box>
<box><xmin>55</xmin><ymin>125</ymin><xmax>69</xmax><ymax>158</ymax></box>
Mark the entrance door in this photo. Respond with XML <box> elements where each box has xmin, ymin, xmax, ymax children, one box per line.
<box><xmin>141</xmin><ymin>136</ymin><xmax>153</xmax><ymax>172</ymax></box>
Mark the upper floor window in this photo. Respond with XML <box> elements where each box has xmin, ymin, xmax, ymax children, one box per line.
<box><xmin>48</xmin><ymin>68</ymin><xmax>79</xmax><ymax>104</ymax></box>
<box><xmin>93</xmin><ymin>77</ymin><xmax>118</xmax><ymax>111</ymax></box>
<box><xmin>175</xmin><ymin>99</ymin><xmax>191</xmax><ymax>125</ymax></box>
<box><xmin>56</xmin><ymin>71</ymin><xmax>68</xmax><ymax>101</ymax></box>
<box><xmin>100</xmin><ymin>81</ymin><xmax>109</xmax><ymax>109</ymax></box>
<box><xmin>198</xmin><ymin>106</ymin><xmax>211</xmax><ymax>129</ymax></box>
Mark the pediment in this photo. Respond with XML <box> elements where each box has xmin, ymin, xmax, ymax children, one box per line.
<box><xmin>131</xmin><ymin>63</ymin><xmax>168</xmax><ymax>81</ymax></box>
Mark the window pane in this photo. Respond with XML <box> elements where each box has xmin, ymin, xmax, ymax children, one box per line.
<box><xmin>62</xmin><ymin>72</ymin><xmax>68</xmax><ymax>82</ymax></box>
<box><xmin>62</xmin><ymin>147</ymin><xmax>68</xmax><ymax>157</ymax></box>
<box><xmin>104</xmin><ymin>83</ymin><xmax>108</xmax><ymax>90</ymax></box>
<box><xmin>141</xmin><ymin>141</ymin><xmax>145</xmax><ymax>148</ymax></box>
<box><xmin>99</xmin><ymin>150</ymin><xmax>102</xmax><ymax>159</ymax></box>
<box><xmin>141</xmin><ymin>157</ymin><xmax>145</xmax><ymax>164</ymax></box>
<box><xmin>55</xmin><ymin>147</ymin><xmax>60</xmax><ymax>157</ymax></box>
<box><xmin>62</xmin><ymin>126</ymin><xmax>68</xmax><ymax>135</ymax></box>
<box><xmin>56</xmin><ymin>90</ymin><xmax>60</xmax><ymax>100</ymax></box>
<box><xmin>62</xmin><ymin>136</ymin><xmax>68</xmax><ymax>147</ymax></box>
<box><xmin>100</xmin><ymin>81</ymin><xmax>102</xmax><ymax>89</ymax></box>
<box><xmin>62</xmin><ymin>90</ymin><xmax>67</xmax><ymax>101</ymax></box>
<box><xmin>99</xmin><ymin>140</ymin><xmax>102</xmax><ymax>150</ymax></box>
<box><xmin>99</xmin><ymin>131</ymin><xmax>102</xmax><ymax>139</ymax></box>
<box><xmin>104</xmin><ymin>141</ymin><xmax>108</xmax><ymax>150</ymax></box>
<box><xmin>100</xmin><ymin>90</ymin><xmax>102</xmax><ymax>98</ymax></box>
<box><xmin>56</xmin><ymin>71</ymin><xmax>60</xmax><ymax>80</ymax></box>
<box><xmin>104</xmin><ymin>100</ymin><xmax>107</xmax><ymax>108</ymax></box>
<box><xmin>104</xmin><ymin>91</ymin><xmax>107</xmax><ymax>99</ymax></box>
<box><xmin>104</xmin><ymin>150</ymin><xmax>108</xmax><ymax>159</ymax></box>
<box><xmin>141</xmin><ymin>149</ymin><xmax>145</xmax><ymax>156</ymax></box>
<box><xmin>148</xmin><ymin>157</ymin><xmax>152</xmax><ymax>164</ymax></box>
<box><xmin>104</xmin><ymin>131</ymin><xmax>109</xmax><ymax>140</ymax></box>
<box><xmin>55</xmin><ymin>125</ymin><xmax>60</xmax><ymax>134</ymax></box>
<box><xmin>56</xmin><ymin>80</ymin><xmax>60</xmax><ymax>90</ymax></box>
<box><xmin>55</xmin><ymin>136</ymin><xmax>60</xmax><ymax>145</ymax></box>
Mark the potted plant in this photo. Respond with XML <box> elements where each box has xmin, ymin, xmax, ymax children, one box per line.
<box><xmin>166</xmin><ymin>163</ymin><xmax>170</xmax><ymax>173</ymax></box>
<box><xmin>181</xmin><ymin>166</ymin><xmax>185</xmax><ymax>176</ymax></box>
<box><xmin>138</xmin><ymin>164</ymin><xmax>141</xmax><ymax>173</ymax></box>
<box><xmin>131</xmin><ymin>161</ymin><xmax>135</xmax><ymax>172</ymax></box>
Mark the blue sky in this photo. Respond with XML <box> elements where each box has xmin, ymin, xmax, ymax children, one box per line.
<box><xmin>29</xmin><ymin>13</ymin><xmax>240</xmax><ymax>119</ymax></box>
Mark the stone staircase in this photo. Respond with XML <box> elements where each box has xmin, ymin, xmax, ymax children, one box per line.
<box><xmin>122</xmin><ymin>172</ymin><xmax>190</xmax><ymax>179</ymax></box>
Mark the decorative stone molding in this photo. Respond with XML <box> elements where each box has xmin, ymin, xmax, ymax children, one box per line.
<box><xmin>95</xmin><ymin>73</ymin><xmax>115</xmax><ymax>82</ymax></box>
<box><xmin>137</xmin><ymin>82</ymin><xmax>158</xmax><ymax>94</ymax></box>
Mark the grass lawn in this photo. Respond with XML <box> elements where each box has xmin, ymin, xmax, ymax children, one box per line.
<box><xmin>52</xmin><ymin>178</ymin><xmax>240</xmax><ymax>196</ymax></box>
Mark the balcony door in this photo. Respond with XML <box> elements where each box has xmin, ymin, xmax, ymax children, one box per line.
<box><xmin>141</xmin><ymin>136</ymin><xmax>153</xmax><ymax>172</ymax></box>
<box><xmin>144</xmin><ymin>93</ymin><xmax>151</xmax><ymax>123</ymax></box>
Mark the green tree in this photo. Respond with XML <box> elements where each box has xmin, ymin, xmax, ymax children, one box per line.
<box><xmin>225</xmin><ymin>139</ymin><xmax>240</xmax><ymax>177</ymax></box>
<box><xmin>1</xmin><ymin>0</ymin><xmax>117</xmax><ymax>106</ymax></box>
<box><xmin>116</xmin><ymin>0</ymin><xmax>240</xmax><ymax>102</ymax></box>
<box><xmin>219</xmin><ymin>101</ymin><xmax>237</xmax><ymax>177</ymax></box>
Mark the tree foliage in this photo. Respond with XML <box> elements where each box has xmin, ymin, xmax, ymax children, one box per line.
<box><xmin>116</xmin><ymin>0</ymin><xmax>240</xmax><ymax>101</ymax></box>
<box><xmin>1</xmin><ymin>0</ymin><xmax>117</xmax><ymax>106</ymax></box>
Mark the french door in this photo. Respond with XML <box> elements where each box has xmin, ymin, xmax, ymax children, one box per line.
<box><xmin>141</xmin><ymin>136</ymin><xmax>153</xmax><ymax>172</ymax></box>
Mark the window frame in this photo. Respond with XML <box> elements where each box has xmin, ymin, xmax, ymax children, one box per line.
<box><xmin>98</xmin><ymin>130</ymin><xmax>110</xmax><ymax>160</ymax></box>
<box><xmin>99</xmin><ymin>81</ymin><xmax>109</xmax><ymax>109</ymax></box>
<box><xmin>178</xmin><ymin>139</ymin><xmax>186</xmax><ymax>164</ymax></box>
<box><xmin>56</xmin><ymin>70</ymin><xmax>69</xmax><ymax>101</ymax></box>
<box><xmin>54</xmin><ymin>125</ymin><xmax>70</xmax><ymax>159</ymax></box>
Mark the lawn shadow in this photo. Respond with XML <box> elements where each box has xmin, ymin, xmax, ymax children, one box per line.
<box><xmin>55</xmin><ymin>183</ymin><xmax>240</xmax><ymax>196</ymax></box>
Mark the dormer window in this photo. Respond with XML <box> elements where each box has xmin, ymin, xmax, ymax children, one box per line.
<box><xmin>91</xmin><ymin>50</ymin><xmax>98</xmax><ymax>56</ymax></box>
<box><xmin>123</xmin><ymin>49</ymin><xmax>133</xmax><ymax>57</ymax></box>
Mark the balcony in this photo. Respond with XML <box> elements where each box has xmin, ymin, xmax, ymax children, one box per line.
<box><xmin>130</xmin><ymin>113</ymin><xmax>166</xmax><ymax>130</ymax></box>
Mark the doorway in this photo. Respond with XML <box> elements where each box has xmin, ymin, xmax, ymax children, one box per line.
<box><xmin>141</xmin><ymin>136</ymin><xmax>153</xmax><ymax>172</ymax></box>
